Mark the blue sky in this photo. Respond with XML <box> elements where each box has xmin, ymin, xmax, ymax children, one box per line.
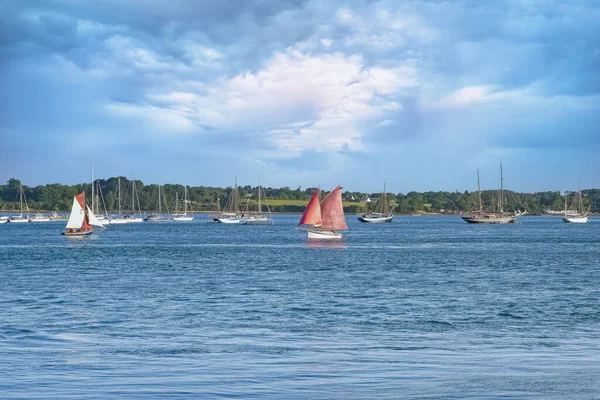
<box><xmin>1</xmin><ymin>0</ymin><xmax>599</xmax><ymax>193</ymax></box>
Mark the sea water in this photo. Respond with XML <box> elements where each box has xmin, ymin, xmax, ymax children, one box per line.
<box><xmin>1</xmin><ymin>215</ymin><xmax>599</xmax><ymax>399</ymax></box>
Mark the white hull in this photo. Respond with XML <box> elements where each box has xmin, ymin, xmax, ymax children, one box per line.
<box><xmin>308</xmin><ymin>229</ymin><xmax>343</xmax><ymax>240</ymax></box>
<box><xmin>173</xmin><ymin>215</ymin><xmax>194</xmax><ymax>222</ymax></box>
<box><xmin>109</xmin><ymin>217</ymin><xmax>129</xmax><ymax>225</ymax></box>
<box><xmin>0</xmin><ymin>219</ymin><xmax>7</xmax><ymax>224</ymax></box>
<box><xmin>215</xmin><ymin>217</ymin><xmax>243</xmax><ymax>224</ymax></box>
<box><xmin>562</xmin><ymin>216</ymin><xmax>588</xmax><ymax>224</ymax></box>
<box><xmin>358</xmin><ymin>214</ymin><xmax>392</xmax><ymax>223</ymax></box>
<box><xmin>127</xmin><ymin>217</ymin><xmax>144</xmax><ymax>223</ymax></box>
<box><xmin>9</xmin><ymin>216</ymin><xmax>29</xmax><ymax>223</ymax></box>
<box><xmin>242</xmin><ymin>215</ymin><xmax>273</xmax><ymax>225</ymax></box>
<box><xmin>30</xmin><ymin>217</ymin><xmax>51</xmax><ymax>223</ymax></box>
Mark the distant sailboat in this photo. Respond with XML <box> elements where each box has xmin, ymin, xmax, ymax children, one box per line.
<box><xmin>125</xmin><ymin>178</ymin><xmax>144</xmax><ymax>223</ymax></box>
<box><xmin>173</xmin><ymin>186</ymin><xmax>194</xmax><ymax>222</ymax></box>
<box><xmin>9</xmin><ymin>184</ymin><xmax>30</xmax><ymax>223</ymax></box>
<box><xmin>562</xmin><ymin>185</ymin><xmax>589</xmax><ymax>224</ymax></box>
<box><xmin>242</xmin><ymin>175</ymin><xmax>273</xmax><ymax>225</ymax></box>
<box><xmin>461</xmin><ymin>163</ymin><xmax>526</xmax><ymax>224</ymax></box>
<box><xmin>297</xmin><ymin>186</ymin><xmax>348</xmax><ymax>239</ymax></box>
<box><xmin>62</xmin><ymin>192</ymin><xmax>94</xmax><ymax>236</ymax></box>
<box><xmin>358</xmin><ymin>183</ymin><xmax>393</xmax><ymax>223</ymax></box>
<box><xmin>145</xmin><ymin>184</ymin><xmax>171</xmax><ymax>222</ymax></box>
<box><xmin>214</xmin><ymin>177</ymin><xmax>243</xmax><ymax>224</ymax></box>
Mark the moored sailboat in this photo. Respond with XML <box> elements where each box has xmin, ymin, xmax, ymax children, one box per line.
<box><xmin>144</xmin><ymin>184</ymin><xmax>171</xmax><ymax>222</ymax></box>
<box><xmin>214</xmin><ymin>177</ymin><xmax>243</xmax><ymax>224</ymax></box>
<box><xmin>242</xmin><ymin>176</ymin><xmax>273</xmax><ymax>225</ymax></box>
<box><xmin>62</xmin><ymin>192</ymin><xmax>93</xmax><ymax>236</ymax></box>
<box><xmin>358</xmin><ymin>183</ymin><xmax>393</xmax><ymax>223</ymax></box>
<box><xmin>562</xmin><ymin>186</ymin><xmax>589</xmax><ymax>224</ymax></box>
<box><xmin>297</xmin><ymin>186</ymin><xmax>348</xmax><ymax>239</ymax></box>
<box><xmin>461</xmin><ymin>163</ymin><xmax>526</xmax><ymax>224</ymax></box>
<box><xmin>173</xmin><ymin>186</ymin><xmax>194</xmax><ymax>222</ymax></box>
<box><xmin>9</xmin><ymin>184</ymin><xmax>30</xmax><ymax>223</ymax></box>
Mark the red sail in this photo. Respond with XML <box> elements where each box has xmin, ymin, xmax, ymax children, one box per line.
<box><xmin>297</xmin><ymin>190</ymin><xmax>322</xmax><ymax>227</ymax></box>
<box><xmin>320</xmin><ymin>185</ymin><xmax>348</xmax><ymax>231</ymax></box>
<box><xmin>76</xmin><ymin>192</ymin><xmax>93</xmax><ymax>231</ymax></box>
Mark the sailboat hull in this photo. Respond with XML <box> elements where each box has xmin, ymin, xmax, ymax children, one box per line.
<box><xmin>109</xmin><ymin>218</ymin><xmax>129</xmax><ymax>225</ymax></box>
<box><xmin>173</xmin><ymin>216</ymin><xmax>194</xmax><ymax>222</ymax></box>
<box><xmin>62</xmin><ymin>229</ymin><xmax>94</xmax><ymax>236</ymax></box>
<box><xmin>461</xmin><ymin>215</ymin><xmax>517</xmax><ymax>224</ymax></box>
<box><xmin>9</xmin><ymin>217</ymin><xmax>29</xmax><ymax>223</ymax></box>
<box><xmin>215</xmin><ymin>217</ymin><xmax>243</xmax><ymax>224</ymax></box>
<box><xmin>562</xmin><ymin>216</ymin><xmax>588</xmax><ymax>224</ymax></box>
<box><xmin>242</xmin><ymin>217</ymin><xmax>273</xmax><ymax>225</ymax></box>
<box><xmin>308</xmin><ymin>229</ymin><xmax>343</xmax><ymax>240</ymax></box>
<box><xmin>357</xmin><ymin>215</ymin><xmax>392</xmax><ymax>223</ymax></box>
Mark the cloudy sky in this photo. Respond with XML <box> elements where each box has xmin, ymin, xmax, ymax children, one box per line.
<box><xmin>1</xmin><ymin>0</ymin><xmax>599</xmax><ymax>193</ymax></box>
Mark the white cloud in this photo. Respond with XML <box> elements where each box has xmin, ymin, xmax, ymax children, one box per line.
<box><xmin>123</xmin><ymin>49</ymin><xmax>416</xmax><ymax>157</ymax></box>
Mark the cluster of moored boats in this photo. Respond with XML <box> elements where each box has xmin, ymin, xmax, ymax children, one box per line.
<box><xmin>1</xmin><ymin>163</ymin><xmax>591</xmax><ymax>236</ymax></box>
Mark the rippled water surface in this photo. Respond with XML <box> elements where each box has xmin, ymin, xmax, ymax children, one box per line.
<box><xmin>1</xmin><ymin>215</ymin><xmax>599</xmax><ymax>399</ymax></box>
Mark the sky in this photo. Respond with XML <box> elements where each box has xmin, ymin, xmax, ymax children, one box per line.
<box><xmin>1</xmin><ymin>0</ymin><xmax>599</xmax><ymax>193</ymax></box>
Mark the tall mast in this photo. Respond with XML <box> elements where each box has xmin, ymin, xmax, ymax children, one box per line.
<box><xmin>158</xmin><ymin>184</ymin><xmax>162</xmax><ymax>214</ymax></box>
<box><xmin>258</xmin><ymin>173</ymin><xmax>261</xmax><ymax>214</ymax></box>
<box><xmin>477</xmin><ymin>170</ymin><xmax>483</xmax><ymax>213</ymax></box>
<box><xmin>131</xmin><ymin>178</ymin><xmax>135</xmax><ymax>215</ymax></box>
<box><xmin>91</xmin><ymin>156</ymin><xmax>94</xmax><ymax>214</ymax></box>
<box><xmin>117</xmin><ymin>177</ymin><xmax>121</xmax><ymax>215</ymax></box>
<box><xmin>499</xmin><ymin>160</ymin><xmax>504</xmax><ymax>214</ymax></box>
<box><xmin>234</xmin><ymin>175</ymin><xmax>239</xmax><ymax>213</ymax></box>
<box><xmin>383</xmin><ymin>182</ymin><xmax>387</xmax><ymax>214</ymax></box>
<box><xmin>184</xmin><ymin>186</ymin><xmax>188</xmax><ymax>214</ymax></box>
<box><xmin>578</xmin><ymin>183</ymin><xmax>583</xmax><ymax>213</ymax></box>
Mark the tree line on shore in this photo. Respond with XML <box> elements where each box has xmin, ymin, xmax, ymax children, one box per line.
<box><xmin>0</xmin><ymin>178</ymin><xmax>597</xmax><ymax>214</ymax></box>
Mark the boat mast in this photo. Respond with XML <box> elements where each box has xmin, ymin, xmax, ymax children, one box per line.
<box><xmin>184</xmin><ymin>186</ymin><xmax>188</xmax><ymax>215</ymax></box>
<box><xmin>477</xmin><ymin>170</ymin><xmax>483</xmax><ymax>213</ymax></box>
<box><xmin>258</xmin><ymin>173</ymin><xmax>262</xmax><ymax>214</ymax></box>
<box><xmin>131</xmin><ymin>178</ymin><xmax>135</xmax><ymax>215</ymax></box>
<box><xmin>499</xmin><ymin>160</ymin><xmax>504</xmax><ymax>215</ymax></box>
<box><xmin>91</xmin><ymin>156</ymin><xmax>94</xmax><ymax>214</ymax></box>
<box><xmin>158</xmin><ymin>184</ymin><xmax>162</xmax><ymax>215</ymax></box>
<box><xmin>383</xmin><ymin>182</ymin><xmax>388</xmax><ymax>215</ymax></box>
<box><xmin>578</xmin><ymin>183</ymin><xmax>583</xmax><ymax>214</ymax></box>
<box><xmin>117</xmin><ymin>177</ymin><xmax>122</xmax><ymax>215</ymax></box>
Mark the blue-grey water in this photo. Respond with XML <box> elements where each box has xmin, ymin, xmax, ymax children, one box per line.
<box><xmin>1</xmin><ymin>215</ymin><xmax>599</xmax><ymax>399</ymax></box>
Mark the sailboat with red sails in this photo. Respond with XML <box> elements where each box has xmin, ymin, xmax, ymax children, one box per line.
<box><xmin>62</xmin><ymin>192</ymin><xmax>94</xmax><ymax>236</ymax></box>
<box><xmin>297</xmin><ymin>186</ymin><xmax>348</xmax><ymax>239</ymax></box>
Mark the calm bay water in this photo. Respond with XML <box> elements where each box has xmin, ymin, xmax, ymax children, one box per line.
<box><xmin>1</xmin><ymin>215</ymin><xmax>599</xmax><ymax>399</ymax></box>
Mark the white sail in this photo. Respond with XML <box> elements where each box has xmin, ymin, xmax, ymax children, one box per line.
<box><xmin>66</xmin><ymin>197</ymin><xmax>84</xmax><ymax>229</ymax></box>
<box><xmin>87</xmin><ymin>205</ymin><xmax>104</xmax><ymax>228</ymax></box>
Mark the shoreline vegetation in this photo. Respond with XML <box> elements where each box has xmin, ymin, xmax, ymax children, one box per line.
<box><xmin>1</xmin><ymin>177</ymin><xmax>598</xmax><ymax>215</ymax></box>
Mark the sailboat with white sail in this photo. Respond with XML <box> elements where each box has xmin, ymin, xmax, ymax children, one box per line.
<box><xmin>145</xmin><ymin>184</ymin><xmax>171</xmax><ymax>222</ymax></box>
<box><xmin>214</xmin><ymin>177</ymin><xmax>243</xmax><ymax>224</ymax></box>
<box><xmin>173</xmin><ymin>186</ymin><xmax>194</xmax><ymax>222</ymax></box>
<box><xmin>62</xmin><ymin>192</ymin><xmax>94</xmax><ymax>236</ymax></box>
<box><xmin>562</xmin><ymin>186</ymin><xmax>589</xmax><ymax>224</ymax></box>
<box><xmin>242</xmin><ymin>176</ymin><xmax>273</xmax><ymax>225</ymax></box>
<box><xmin>9</xmin><ymin>184</ymin><xmax>30</xmax><ymax>223</ymax></box>
<box><xmin>358</xmin><ymin>183</ymin><xmax>393</xmax><ymax>223</ymax></box>
<box><xmin>461</xmin><ymin>162</ymin><xmax>526</xmax><ymax>224</ymax></box>
<box><xmin>297</xmin><ymin>186</ymin><xmax>348</xmax><ymax>239</ymax></box>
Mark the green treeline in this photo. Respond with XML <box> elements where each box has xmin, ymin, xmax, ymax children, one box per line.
<box><xmin>0</xmin><ymin>177</ymin><xmax>598</xmax><ymax>214</ymax></box>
